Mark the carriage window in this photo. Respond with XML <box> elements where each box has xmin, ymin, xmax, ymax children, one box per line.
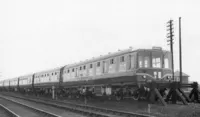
<box><xmin>110</xmin><ymin>59</ymin><xmax>114</xmax><ymax>64</ymax></box>
<box><xmin>90</xmin><ymin>64</ymin><xmax>93</xmax><ymax>68</ymax></box>
<box><xmin>80</xmin><ymin>66</ymin><xmax>82</xmax><ymax>70</ymax></box>
<box><xmin>55</xmin><ymin>72</ymin><xmax>57</xmax><ymax>75</ymax></box>
<box><xmin>144</xmin><ymin>57</ymin><xmax>150</xmax><ymax>68</ymax></box>
<box><xmin>120</xmin><ymin>56</ymin><xmax>125</xmax><ymax>62</ymax></box>
<box><xmin>83</xmin><ymin>65</ymin><xmax>86</xmax><ymax>70</ymax></box>
<box><xmin>75</xmin><ymin>68</ymin><xmax>78</xmax><ymax>76</ymax></box>
<box><xmin>67</xmin><ymin>69</ymin><xmax>70</xmax><ymax>73</ymax></box>
<box><xmin>72</xmin><ymin>68</ymin><xmax>75</xmax><ymax>72</ymax></box>
<box><xmin>97</xmin><ymin>62</ymin><xmax>100</xmax><ymax>67</ymax></box>
<box><xmin>52</xmin><ymin>73</ymin><xmax>54</xmax><ymax>75</ymax></box>
<box><xmin>138</xmin><ymin>56</ymin><xmax>143</xmax><ymax>68</ymax></box>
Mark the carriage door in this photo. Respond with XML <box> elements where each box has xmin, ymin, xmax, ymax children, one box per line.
<box><xmin>102</xmin><ymin>61</ymin><xmax>107</xmax><ymax>73</ymax></box>
<box><xmin>76</xmin><ymin>68</ymin><xmax>79</xmax><ymax>77</ymax></box>
<box><xmin>130</xmin><ymin>54</ymin><xmax>136</xmax><ymax>69</ymax></box>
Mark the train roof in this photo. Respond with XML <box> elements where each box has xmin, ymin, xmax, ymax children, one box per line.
<box><xmin>3</xmin><ymin>79</ymin><xmax>10</xmax><ymax>83</ymax></box>
<box><xmin>64</xmin><ymin>46</ymin><xmax>169</xmax><ymax>68</ymax></box>
<box><xmin>17</xmin><ymin>72</ymin><xmax>34</xmax><ymax>79</ymax></box>
<box><xmin>34</xmin><ymin>67</ymin><xmax>62</xmax><ymax>75</ymax></box>
<box><xmin>9</xmin><ymin>77</ymin><xmax>18</xmax><ymax>81</ymax></box>
<box><xmin>65</xmin><ymin>47</ymin><xmax>134</xmax><ymax>68</ymax></box>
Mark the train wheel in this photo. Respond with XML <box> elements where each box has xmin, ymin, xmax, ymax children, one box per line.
<box><xmin>132</xmin><ymin>90</ymin><xmax>140</xmax><ymax>100</ymax></box>
<box><xmin>108</xmin><ymin>96</ymin><xmax>112</xmax><ymax>100</ymax></box>
<box><xmin>68</xmin><ymin>95</ymin><xmax>72</xmax><ymax>99</ymax></box>
<box><xmin>76</xmin><ymin>95</ymin><xmax>80</xmax><ymax>99</ymax></box>
<box><xmin>116</xmin><ymin>95</ymin><xmax>122</xmax><ymax>101</ymax></box>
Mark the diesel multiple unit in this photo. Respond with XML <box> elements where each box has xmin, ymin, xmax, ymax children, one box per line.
<box><xmin>0</xmin><ymin>47</ymin><xmax>172</xmax><ymax>100</ymax></box>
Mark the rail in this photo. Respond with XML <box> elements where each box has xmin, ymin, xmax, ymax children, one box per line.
<box><xmin>0</xmin><ymin>104</ymin><xmax>20</xmax><ymax>117</ymax></box>
<box><xmin>0</xmin><ymin>95</ymin><xmax>61</xmax><ymax>117</ymax></box>
<box><xmin>3</xmin><ymin>94</ymin><xmax>154</xmax><ymax>117</ymax></box>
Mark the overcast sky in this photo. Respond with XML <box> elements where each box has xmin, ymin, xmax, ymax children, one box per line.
<box><xmin>0</xmin><ymin>0</ymin><xmax>200</xmax><ymax>83</ymax></box>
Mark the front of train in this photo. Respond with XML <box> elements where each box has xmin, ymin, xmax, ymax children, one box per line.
<box><xmin>135</xmin><ymin>47</ymin><xmax>172</xmax><ymax>84</ymax></box>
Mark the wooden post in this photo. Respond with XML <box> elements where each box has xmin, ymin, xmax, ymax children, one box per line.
<box><xmin>148</xmin><ymin>104</ymin><xmax>151</xmax><ymax>114</ymax></box>
<box><xmin>179</xmin><ymin>17</ymin><xmax>183</xmax><ymax>84</ymax></box>
<box><xmin>167</xmin><ymin>20</ymin><xmax>175</xmax><ymax>80</ymax></box>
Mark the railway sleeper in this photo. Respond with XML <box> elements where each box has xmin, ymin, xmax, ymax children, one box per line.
<box><xmin>0</xmin><ymin>95</ymin><xmax>61</xmax><ymax>117</ymax></box>
<box><xmin>3</xmin><ymin>93</ymin><xmax>153</xmax><ymax>117</ymax></box>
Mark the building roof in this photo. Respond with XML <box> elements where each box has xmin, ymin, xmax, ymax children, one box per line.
<box><xmin>174</xmin><ymin>71</ymin><xmax>189</xmax><ymax>77</ymax></box>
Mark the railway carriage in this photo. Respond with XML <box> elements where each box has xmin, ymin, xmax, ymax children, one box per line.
<box><xmin>3</xmin><ymin>80</ymin><xmax>10</xmax><ymax>91</ymax></box>
<box><xmin>34</xmin><ymin>68</ymin><xmax>61</xmax><ymax>87</ymax></box>
<box><xmin>9</xmin><ymin>78</ymin><xmax>18</xmax><ymax>91</ymax></box>
<box><xmin>0</xmin><ymin>81</ymin><xmax>3</xmax><ymax>91</ymax></box>
<box><xmin>59</xmin><ymin>47</ymin><xmax>172</xmax><ymax>100</ymax></box>
<box><xmin>18</xmin><ymin>74</ymin><xmax>33</xmax><ymax>93</ymax></box>
<box><xmin>61</xmin><ymin>48</ymin><xmax>137</xmax><ymax>97</ymax></box>
<box><xmin>34</xmin><ymin>68</ymin><xmax>61</xmax><ymax>96</ymax></box>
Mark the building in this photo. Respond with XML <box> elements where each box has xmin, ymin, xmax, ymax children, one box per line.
<box><xmin>174</xmin><ymin>71</ymin><xmax>189</xmax><ymax>83</ymax></box>
<box><xmin>174</xmin><ymin>71</ymin><xmax>189</xmax><ymax>91</ymax></box>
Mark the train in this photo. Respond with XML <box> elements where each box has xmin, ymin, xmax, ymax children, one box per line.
<box><xmin>0</xmin><ymin>47</ymin><xmax>173</xmax><ymax>100</ymax></box>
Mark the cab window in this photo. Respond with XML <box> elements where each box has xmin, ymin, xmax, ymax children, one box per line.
<box><xmin>138</xmin><ymin>56</ymin><xmax>150</xmax><ymax>68</ymax></box>
<box><xmin>152</xmin><ymin>51</ymin><xmax>162</xmax><ymax>68</ymax></box>
<box><xmin>164</xmin><ymin>52</ymin><xmax>171</xmax><ymax>69</ymax></box>
<box><xmin>138</xmin><ymin>51</ymin><xmax>151</xmax><ymax>68</ymax></box>
<box><xmin>152</xmin><ymin>58</ymin><xmax>161</xmax><ymax>68</ymax></box>
<box><xmin>164</xmin><ymin>58</ymin><xmax>169</xmax><ymax>68</ymax></box>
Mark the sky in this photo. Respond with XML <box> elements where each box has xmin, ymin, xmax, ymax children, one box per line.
<box><xmin>0</xmin><ymin>0</ymin><xmax>200</xmax><ymax>83</ymax></box>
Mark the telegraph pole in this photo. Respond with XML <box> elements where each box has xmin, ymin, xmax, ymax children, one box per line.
<box><xmin>179</xmin><ymin>17</ymin><xmax>182</xmax><ymax>84</ymax></box>
<box><xmin>167</xmin><ymin>19</ymin><xmax>175</xmax><ymax>80</ymax></box>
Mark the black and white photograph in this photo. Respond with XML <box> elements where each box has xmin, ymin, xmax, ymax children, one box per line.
<box><xmin>0</xmin><ymin>0</ymin><xmax>200</xmax><ymax>117</ymax></box>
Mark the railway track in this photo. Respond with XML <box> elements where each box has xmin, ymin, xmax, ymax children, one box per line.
<box><xmin>0</xmin><ymin>104</ymin><xmax>20</xmax><ymax>117</ymax></box>
<box><xmin>1</xmin><ymin>93</ymin><xmax>154</xmax><ymax>117</ymax></box>
<box><xmin>0</xmin><ymin>96</ymin><xmax>61</xmax><ymax>117</ymax></box>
